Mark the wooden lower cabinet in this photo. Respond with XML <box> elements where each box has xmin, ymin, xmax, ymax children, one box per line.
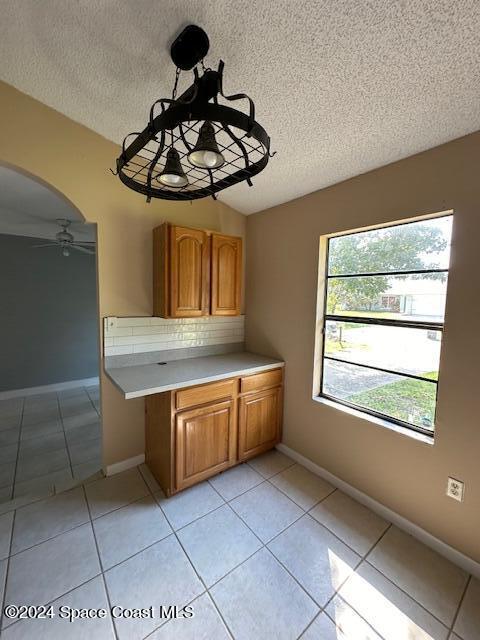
<box><xmin>175</xmin><ymin>399</ymin><xmax>236</xmax><ymax>492</ymax></box>
<box><xmin>238</xmin><ymin>386</ymin><xmax>282</xmax><ymax>461</ymax></box>
<box><xmin>145</xmin><ymin>367</ymin><xmax>283</xmax><ymax>496</ymax></box>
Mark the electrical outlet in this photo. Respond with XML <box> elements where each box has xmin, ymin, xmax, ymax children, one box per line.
<box><xmin>106</xmin><ymin>316</ymin><xmax>117</xmax><ymax>331</ymax></box>
<box><xmin>446</xmin><ymin>477</ymin><xmax>464</xmax><ymax>502</ymax></box>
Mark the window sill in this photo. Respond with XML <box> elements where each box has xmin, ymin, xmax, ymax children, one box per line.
<box><xmin>313</xmin><ymin>396</ymin><xmax>434</xmax><ymax>445</ymax></box>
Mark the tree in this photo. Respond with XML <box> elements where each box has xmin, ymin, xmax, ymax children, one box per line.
<box><xmin>327</xmin><ymin>224</ymin><xmax>447</xmax><ymax>314</ymax></box>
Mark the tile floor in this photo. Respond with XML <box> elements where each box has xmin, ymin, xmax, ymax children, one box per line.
<box><xmin>0</xmin><ymin>449</ymin><xmax>477</xmax><ymax>639</ymax></box>
<box><xmin>0</xmin><ymin>385</ymin><xmax>102</xmax><ymax>502</ymax></box>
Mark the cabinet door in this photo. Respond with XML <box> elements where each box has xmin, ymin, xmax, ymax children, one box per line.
<box><xmin>238</xmin><ymin>387</ymin><xmax>282</xmax><ymax>461</ymax></box>
<box><xmin>175</xmin><ymin>399</ymin><xmax>236</xmax><ymax>491</ymax></box>
<box><xmin>211</xmin><ymin>234</ymin><xmax>242</xmax><ymax>316</ymax></box>
<box><xmin>170</xmin><ymin>225</ymin><xmax>210</xmax><ymax>317</ymax></box>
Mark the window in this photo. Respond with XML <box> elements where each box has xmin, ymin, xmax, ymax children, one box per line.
<box><xmin>319</xmin><ymin>214</ymin><xmax>453</xmax><ymax>437</ymax></box>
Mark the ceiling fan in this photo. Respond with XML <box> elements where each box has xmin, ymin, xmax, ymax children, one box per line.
<box><xmin>32</xmin><ymin>219</ymin><xmax>95</xmax><ymax>257</ymax></box>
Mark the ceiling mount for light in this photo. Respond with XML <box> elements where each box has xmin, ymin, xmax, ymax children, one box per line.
<box><xmin>112</xmin><ymin>24</ymin><xmax>274</xmax><ymax>202</ymax></box>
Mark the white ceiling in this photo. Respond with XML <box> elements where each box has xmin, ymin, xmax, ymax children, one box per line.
<box><xmin>0</xmin><ymin>167</ymin><xmax>95</xmax><ymax>241</ymax></box>
<box><xmin>1</xmin><ymin>1</ymin><xmax>479</xmax><ymax>215</ymax></box>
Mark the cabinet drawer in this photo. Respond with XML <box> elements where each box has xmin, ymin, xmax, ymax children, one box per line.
<box><xmin>240</xmin><ymin>368</ymin><xmax>283</xmax><ymax>394</ymax></box>
<box><xmin>175</xmin><ymin>378</ymin><xmax>237</xmax><ymax>411</ymax></box>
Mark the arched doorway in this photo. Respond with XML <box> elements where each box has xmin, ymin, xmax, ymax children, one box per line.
<box><xmin>0</xmin><ymin>164</ymin><xmax>102</xmax><ymax>503</ymax></box>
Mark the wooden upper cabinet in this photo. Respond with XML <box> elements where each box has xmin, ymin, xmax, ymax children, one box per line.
<box><xmin>153</xmin><ymin>224</ymin><xmax>209</xmax><ymax>317</ymax></box>
<box><xmin>210</xmin><ymin>233</ymin><xmax>242</xmax><ymax>316</ymax></box>
<box><xmin>153</xmin><ymin>224</ymin><xmax>242</xmax><ymax>318</ymax></box>
<box><xmin>170</xmin><ymin>225</ymin><xmax>210</xmax><ymax>317</ymax></box>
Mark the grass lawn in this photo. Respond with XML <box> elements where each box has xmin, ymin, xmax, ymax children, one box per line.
<box><xmin>334</xmin><ymin>310</ymin><xmax>402</xmax><ymax>320</ymax></box>
<box><xmin>347</xmin><ymin>371</ymin><xmax>437</xmax><ymax>429</ymax></box>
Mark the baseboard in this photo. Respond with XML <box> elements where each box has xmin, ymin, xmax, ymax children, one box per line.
<box><xmin>276</xmin><ymin>443</ymin><xmax>480</xmax><ymax>579</ymax></box>
<box><xmin>0</xmin><ymin>377</ymin><xmax>100</xmax><ymax>400</ymax></box>
<box><xmin>105</xmin><ymin>454</ymin><xmax>145</xmax><ymax>476</ymax></box>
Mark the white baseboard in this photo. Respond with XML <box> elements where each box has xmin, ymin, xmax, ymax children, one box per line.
<box><xmin>276</xmin><ymin>443</ymin><xmax>480</xmax><ymax>579</ymax></box>
<box><xmin>0</xmin><ymin>377</ymin><xmax>100</xmax><ymax>400</ymax></box>
<box><xmin>105</xmin><ymin>454</ymin><xmax>145</xmax><ymax>477</ymax></box>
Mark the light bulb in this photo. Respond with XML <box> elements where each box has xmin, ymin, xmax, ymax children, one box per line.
<box><xmin>159</xmin><ymin>173</ymin><xmax>188</xmax><ymax>188</ymax></box>
<box><xmin>189</xmin><ymin>150</ymin><xmax>224</xmax><ymax>169</ymax></box>
<box><xmin>63</xmin><ymin>247</ymin><xmax>70</xmax><ymax>257</ymax></box>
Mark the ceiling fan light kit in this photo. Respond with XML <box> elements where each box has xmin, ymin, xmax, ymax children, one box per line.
<box><xmin>32</xmin><ymin>219</ymin><xmax>95</xmax><ymax>257</ymax></box>
<box><xmin>112</xmin><ymin>24</ymin><xmax>273</xmax><ymax>202</ymax></box>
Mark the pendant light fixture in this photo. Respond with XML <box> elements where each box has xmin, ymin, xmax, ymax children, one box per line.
<box><xmin>112</xmin><ymin>25</ymin><xmax>274</xmax><ymax>202</ymax></box>
<box><xmin>158</xmin><ymin>148</ymin><xmax>189</xmax><ymax>187</ymax></box>
<box><xmin>188</xmin><ymin>121</ymin><xmax>225</xmax><ymax>169</ymax></box>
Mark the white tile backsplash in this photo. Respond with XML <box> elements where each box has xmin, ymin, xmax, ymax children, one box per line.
<box><xmin>103</xmin><ymin>316</ymin><xmax>244</xmax><ymax>357</ymax></box>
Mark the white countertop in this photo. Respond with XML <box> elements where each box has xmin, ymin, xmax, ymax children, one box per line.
<box><xmin>105</xmin><ymin>351</ymin><xmax>285</xmax><ymax>399</ymax></box>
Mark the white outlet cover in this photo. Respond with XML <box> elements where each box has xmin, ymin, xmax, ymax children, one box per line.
<box><xmin>446</xmin><ymin>477</ymin><xmax>464</xmax><ymax>502</ymax></box>
<box><xmin>106</xmin><ymin>316</ymin><xmax>117</xmax><ymax>330</ymax></box>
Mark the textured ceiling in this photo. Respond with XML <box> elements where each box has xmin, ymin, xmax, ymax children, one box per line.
<box><xmin>1</xmin><ymin>1</ymin><xmax>479</xmax><ymax>214</ymax></box>
<box><xmin>0</xmin><ymin>167</ymin><xmax>95</xmax><ymax>240</ymax></box>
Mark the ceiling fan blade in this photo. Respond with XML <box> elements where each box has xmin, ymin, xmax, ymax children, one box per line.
<box><xmin>73</xmin><ymin>241</ymin><xmax>96</xmax><ymax>245</ymax></box>
<box><xmin>70</xmin><ymin>244</ymin><xmax>95</xmax><ymax>255</ymax></box>
<box><xmin>31</xmin><ymin>243</ymin><xmax>59</xmax><ymax>248</ymax></box>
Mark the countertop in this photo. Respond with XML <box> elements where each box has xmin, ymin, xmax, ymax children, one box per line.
<box><xmin>105</xmin><ymin>351</ymin><xmax>285</xmax><ymax>399</ymax></box>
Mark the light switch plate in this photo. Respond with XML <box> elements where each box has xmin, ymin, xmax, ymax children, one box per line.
<box><xmin>446</xmin><ymin>477</ymin><xmax>464</xmax><ymax>502</ymax></box>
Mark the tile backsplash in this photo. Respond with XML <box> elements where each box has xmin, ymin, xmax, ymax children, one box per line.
<box><xmin>103</xmin><ymin>316</ymin><xmax>245</xmax><ymax>357</ymax></box>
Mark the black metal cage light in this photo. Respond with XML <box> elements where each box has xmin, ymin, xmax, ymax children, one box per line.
<box><xmin>112</xmin><ymin>25</ymin><xmax>273</xmax><ymax>202</ymax></box>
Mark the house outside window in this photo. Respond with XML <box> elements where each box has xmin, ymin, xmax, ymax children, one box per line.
<box><xmin>319</xmin><ymin>214</ymin><xmax>453</xmax><ymax>436</ymax></box>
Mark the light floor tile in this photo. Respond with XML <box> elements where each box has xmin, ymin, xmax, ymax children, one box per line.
<box><xmin>68</xmin><ymin>437</ymin><xmax>102</xmax><ymax>466</ymax></box>
<box><xmin>368</xmin><ymin>526</ymin><xmax>468</xmax><ymax>626</ymax></box>
<box><xmin>210</xmin><ymin>547</ymin><xmax>318</xmax><ymax>640</ymax></box>
<box><xmin>300</xmin><ymin>613</ymin><xmax>339</xmax><ymax>639</ymax></box>
<box><xmin>20</xmin><ymin>419</ymin><xmax>63</xmax><ymax>441</ymax></box>
<box><xmin>338</xmin><ymin>562</ymin><xmax>449</xmax><ymax>640</ymax></box>
<box><xmin>13</xmin><ymin>468</ymin><xmax>73</xmax><ymax>499</ymax></box>
<box><xmin>94</xmin><ymin>495</ymin><xmax>171</xmax><ymax>569</ymax></box>
<box><xmin>149</xmin><ymin>592</ymin><xmax>230</xmax><ymax>640</ymax></box>
<box><xmin>247</xmin><ymin>449</ymin><xmax>295</xmax><ymax>478</ymax></box>
<box><xmin>138</xmin><ymin>463</ymin><xmax>161</xmax><ymax>492</ymax></box>
<box><xmin>269</xmin><ymin>514</ymin><xmax>360</xmax><ymax>605</ymax></box>
<box><xmin>22</xmin><ymin>408</ymin><xmax>60</xmax><ymax>427</ymax></box>
<box><xmin>0</xmin><ymin>415</ymin><xmax>21</xmax><ymax>431</ymax></box>
<box><xmin>0</xmin><ymin>428</ymin><xmax>20</xmax><ymax>447</ymax></box>
<box><xmin>0</xmin><ymin>444</ymin><xmax>17</xmax><ymax>464</ymax></box>
<box><xmin>85</xmin><ymin>468</ymin><xmax>149</xmax><ymax>519</ymax></box>
<box><xmin>0</xmin><ymin>558</ymin><xmax>6</xmax><ymax>610</ymax></box>
<box><xmin>11</xmin><ymin>487</ymin><xmax>89</xmax><ymax>554</ymax></box>
<box><xmin>65</xmin><ymin>420</ymin><xmax>101</xmax><ymax>446</ymax></box>
<box><xmin>454</xmin><ymin>576</ymin><xmax>480</xmax><ymax>640</ymax></box>
<box><xmin>62</xmin><ymin>410</ymin><xmax>100</xmax><ymax>431</ymax></box>
<box><xmin>4</xmin><ymin>524</ymin><xmax>100</xmax><ymax>625</ymax></box>
<box><xmin>105</xmin><ymin>535</ymin><xmax>204</xmax><ymax>640</ymax></box>
<box><xmin>18</xmin><ymin>432</ymin><xmax>66</xmax><ymax>458</ymax></box>
<box><xmin>1</xmin><ymin>576</ymin><xmax>115</xmax><ymax>640</ymax></box>
<box><xmin>209</xmin><ymin>463</ymin><xmax>263</xmax><ymax>501</ymax></box>
<box><xmin>157</xmin><ymin>482</ymin><xmax>224</xmax><ymax>531</ymax></box>
<box><xmin>230</xmin><ymin>482</ymin><xmax>302</xmax><ymax>543</ymax></box>
<box><xmin>0</xmin><ymin>492</ymin><xmax>54</xmax><ymax>516</ymax></box>
<box><xmin>72</xmin><ymin>461</ymin><xmax>103</xmax><ymax>483</ymax></box>
<box><xmin>0</xmin><ymin>486</ymin><xmax>13</xmax><ymax>502</ymax></box>
<box><xmin>310</xmin><ymin>490</ymin><xmax>389</xmax><ymax>555</ymax></box>
<box><xmin>324</xmin><ymin>596</ymin><xmax>383</xmax><ymax>639</ymax></box>
<box><xmin>15</xmin><ymin>448</ymin><xmax>70</xmax><ymax>483</ymax></box>
<box><xmin>0</xmin><ymin>512</ymin><xmax>13</xmax><ymax>559</ymax></box>
<box><xmin>0</xmin><ymin>463</ymin><xmax>15</xmax><ymax>489</ymax></box>
<box><xmin>270</xmin><ymin>464</ymin><xmax>335</xmax><ymax>510</ymax></box>
<box><xmin>178</xmin><ymin>503</ymin><xmax>262</xmax><ymax>587</ymax></box>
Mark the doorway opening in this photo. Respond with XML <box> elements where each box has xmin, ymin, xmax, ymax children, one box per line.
<box><xmin>0</xmin><ymin>165</ymin><xmax>102</xmax><ymax>503</ymax></box>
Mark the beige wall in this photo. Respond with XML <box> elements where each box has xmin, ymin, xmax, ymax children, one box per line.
<box><xmin>246</xmin><ymin>132</ymin><xmax>480</xmax><ymax>562</ymax></box>
<box><xmin>0</xmin><ymin>81</ymin><xmax>245</xmax><ymax>467</ymax></box>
